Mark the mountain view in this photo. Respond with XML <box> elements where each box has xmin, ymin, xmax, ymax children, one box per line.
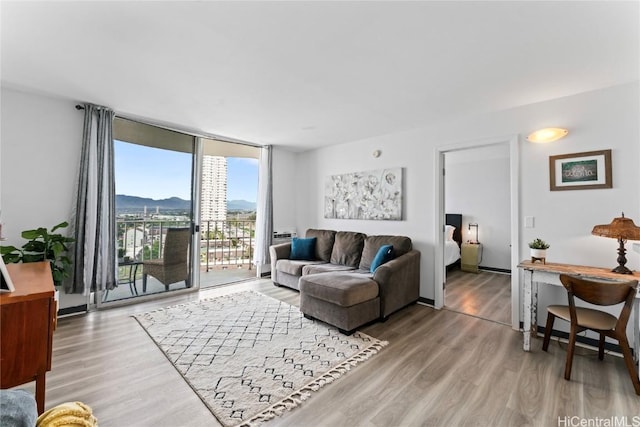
<box><xmin>116</xmin><ymin>195</ymin><xmax>256</xmax><ymax>212</ymax></box>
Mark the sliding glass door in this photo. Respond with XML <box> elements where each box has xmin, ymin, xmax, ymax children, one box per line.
<box><xmin>97</xmin><ymin>118</ymin><xmax>262</xmax><ymax>306</ymax></box>
<box><xmin>198</xmin><ymin>138</ymin><xmax>259</xmax><ymax>289</ymax></box>
<box><xmin>101</xmin><ymin>118</ymin><xmax>197</xmax><ymax>304</ymax></box>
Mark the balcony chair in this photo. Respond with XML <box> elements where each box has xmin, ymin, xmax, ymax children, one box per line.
<box><xmin>142</xmin><ymin>228</ymin><xmax>191</xmax><ymax>292</ymax></box>
<box><xmin>542</xmin><ymin>273</ymin><xmax>640</xmax><ymax>395</ymax></box>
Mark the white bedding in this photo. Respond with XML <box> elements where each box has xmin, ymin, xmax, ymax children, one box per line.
<box><xmin>445</xmin><ymin>240</ymin><xmax>461</xmax><ymax>266</ymax></box>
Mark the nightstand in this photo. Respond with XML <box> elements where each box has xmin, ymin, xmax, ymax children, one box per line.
<box><xmin>461</xmin><ymin>242</ymin><xmax>483</xmax><ymax>273</ymax></box>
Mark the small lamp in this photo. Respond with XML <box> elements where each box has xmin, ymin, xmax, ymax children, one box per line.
<box><xmin>591</xmin><ymin>212</ymin><xmax>640</xmax><ymax>274</ymax></box>
<box><xmin>468</xmin><ymin>223</ymin><xmax>479</xmax><ymax>244</ymax></box>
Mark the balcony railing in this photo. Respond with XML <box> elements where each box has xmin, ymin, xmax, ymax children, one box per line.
<box><xmin>117</xmin><ymin>219</ymin><xmax>255</xmax><ymax>271</ymax></box>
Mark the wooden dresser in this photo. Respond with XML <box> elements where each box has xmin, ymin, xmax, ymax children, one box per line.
<box><xmin>0</xmin><ymin>261</ymin><xmax>56</xmax><ymax>414</ymax></box>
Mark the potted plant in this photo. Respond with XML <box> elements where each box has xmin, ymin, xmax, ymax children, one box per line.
<box><xmin>0</xmin><ymin>221</ymin><xmax>75</xmax><ymax>288</ymax></box>
<box><xmin>529</xmin><ymin>238</ymin><xmax>550</xmax><ymax>260</ymax></box>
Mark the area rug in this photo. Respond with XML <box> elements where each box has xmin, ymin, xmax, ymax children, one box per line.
<box><xmin>133</xmin><ymin>291</ymin><xmax>387</xmax><ymax>427</ymax></box>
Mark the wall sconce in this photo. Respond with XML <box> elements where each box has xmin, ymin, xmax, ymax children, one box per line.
<box><xmin>526</xmin><ymin>128</ymin><xmax>568</xmax><ymax>143</ymax></box>
<box><xmin>468</xmin><ymin>223</ymin><xmax>479</xmax><ymax>244</ymax></box>
<box><xmin>591</xmin><ymin>212</ymin><xmax>640</xmax><ymax>274</ymax></box>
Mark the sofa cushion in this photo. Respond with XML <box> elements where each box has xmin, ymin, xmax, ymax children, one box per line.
<box><xmin>305</xmin><ymin>229</ymin><xmax>336</xmax><ymax>262</ymax></box>
<box><xmin>302</xmin><ymin>263</ymin><xmax>356</xmax><ymax>276</ymax></box>
<box><xmin>330</xmin><ymin>231</ymin><xmax>366</xmax><ymax>267</ymax></box>
<box><xmin>276</xmin><ymin>259</ymin><xmax>325</xmax><ymax>276</ymax></box>
<box><xmin>299</xmin><ymin>273</ymin><xmax>379</xmax><ymax>307</ymax></box>
<box><xmin>359</xmin><ymin>235</ymin><xmax>412</xmax><ymax>271</ymax></box>
<box><xmin>370</xmin><ymin>244</ymin><xmax>395</xmax><ymax>272</ymax></box>
<box><xmin>290</xmin><ymin>237</ymin><xmax>316</xmax><ymax>260</ymax></box>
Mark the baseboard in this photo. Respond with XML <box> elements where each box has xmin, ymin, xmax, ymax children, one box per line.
<box><xmin>58</xmin><ymin>304</ymin><xmax>88</xmax><ymax>316</ymax></box>
<box><xmin>520</xmin><ymin>322</ymin><xmax>635</xmax><ymax>357</ymax></box>
<box><xmin>478</xmin><ymin>266</ymin><xmax>511</xmax><ymax>274</ymax></box>
<box><xmin>418</xmin><ymin>297</ymin><xmax>434</xmax><ymax>306</ymax></box>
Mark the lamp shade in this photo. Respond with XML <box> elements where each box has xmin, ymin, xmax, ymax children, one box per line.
<box><xmin>591</xmin><ymin>213</ymin><xmax>640</xmax><ymax>241</ymax></box>
<box><xmin>526</xmin><ymin>128</ymin><xmax>568</xmax><ymax>143</ymax></box>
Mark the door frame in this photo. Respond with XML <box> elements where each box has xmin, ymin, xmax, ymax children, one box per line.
<box><xmin>433</xmin><ymin>134</ymin><xmax>521</xmax><ymax>330</ymax></box>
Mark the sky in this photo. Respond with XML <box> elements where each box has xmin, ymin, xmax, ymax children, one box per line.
<box><xmin>114</xmin><ymin>140</ymin><xmax>258</xmax><ymax>202</ymax></box>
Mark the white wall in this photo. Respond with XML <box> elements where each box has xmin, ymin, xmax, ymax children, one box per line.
<box><xmin>445</xmin><ymin>145</ymin><xmax>511</xmax><ymax>270</ymax></box>
<box><xmin>1</xmin><ymin>87</ymin><xmax>86</xmax><ymax>308</ymax></box>
<box><xmin>294</xmin><ymin>82</ymin><xmax>640</xmax><ymax>319</ymax></box>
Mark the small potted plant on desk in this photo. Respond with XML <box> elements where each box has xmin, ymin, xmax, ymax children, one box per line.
<box><xmin>529</xmin><ymin>238</ymin><xmax>550</xmax><ymax>264</ymax></box>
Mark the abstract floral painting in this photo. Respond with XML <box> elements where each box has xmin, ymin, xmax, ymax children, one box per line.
<box><xmin>324</xmin><ymin>167</ymin><xmax>403</xmax><ymax>220</ymax></box>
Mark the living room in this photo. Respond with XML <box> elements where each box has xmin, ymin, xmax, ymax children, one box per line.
<box><xmin>1</xmin><ymin>1</ymin><xmax>639</xmax><ymax>426</ymax></box>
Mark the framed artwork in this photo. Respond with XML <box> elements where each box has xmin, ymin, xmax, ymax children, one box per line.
<box><xmin>324</xmin><ymin>167</ymin><xmax>403</xmax><ymax>220</ymax></box>
<box><xmin>549</xmin><ymin>149</ymin><xmax>612</xmax><ymax>191</ymax></box>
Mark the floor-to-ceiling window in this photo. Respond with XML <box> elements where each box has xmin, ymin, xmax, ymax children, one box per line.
<box><xmin>198</xmin><ymin>138</ymin><xmax>259</xmax><ymax>289</ymax></box>
<box><xmin>102</xmin><ymin>120</ymin><xmax>260</xmax><ymax>304</ymax></box>
<box><xmin>102</xmin><ymin>118</ymin><xmax>196</xmax><ymax>304</ymax></box>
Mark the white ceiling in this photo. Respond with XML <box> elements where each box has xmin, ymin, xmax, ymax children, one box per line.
<box><xmin>1</xmin><ymin>1</ymin><xmax>638</xmax><ymax>151</ymax></box>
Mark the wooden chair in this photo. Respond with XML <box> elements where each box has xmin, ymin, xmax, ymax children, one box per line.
<box><xmin>542</xmin><ymin>274</ymin><xmax>639</xmax><ymax>395</ymax></box>
<box><xmin>142</xmin><ymin>228</ymin><xmax>191</xmax><ymax>292</ymax></box>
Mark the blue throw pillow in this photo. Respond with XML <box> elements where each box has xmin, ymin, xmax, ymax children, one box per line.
<box><xmin>370</xmin><ymin>244</ymin><xmax>395</xmax><ymax>272</ymax></box>
<box><xmin>290</xmin><ymin>237</ymin><xmax>316</xmax><ymax>260</ymax></box>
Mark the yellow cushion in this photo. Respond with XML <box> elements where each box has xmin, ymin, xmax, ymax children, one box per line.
<box><xmin>36</xmin><ymin>401</ymin><xmax>97</xmax><ymax>427</ymax></box>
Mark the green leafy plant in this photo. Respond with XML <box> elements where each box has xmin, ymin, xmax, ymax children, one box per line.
<box><xmin>528</xmin><ymin>238</ymin><xmax>550</xmax><ymax>250</ymax></box>
<box><xmin>0</xmin><ymin>221</ymin><xmax>75</xmax><ymax>287</ymax></box>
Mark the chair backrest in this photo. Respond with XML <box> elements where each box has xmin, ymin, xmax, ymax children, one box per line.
<box><xmin>163</xmin><ymin>228</ymin><xmax>191</xmax><ymax>264</ymax></box>
<box><xmin>559</xmin><ymin>274</ymin><xmax>638</xmax><ymax>306</ymax></box>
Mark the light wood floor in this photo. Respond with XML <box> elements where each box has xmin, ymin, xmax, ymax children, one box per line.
<box><xmin>28</xmin><ymin>279</ymin><xmax>639</xmax><ymax>426</ymax></box>
<box><xmin>445</xmin><ymin>269</ymin><xmax>511</xmax><ymax>325</ymax></box>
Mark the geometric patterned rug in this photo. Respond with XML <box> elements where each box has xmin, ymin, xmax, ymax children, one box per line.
<box><xmin>133</xmin><ymin>291</ymin><xmax>388</xmax><ymax>427</ymax></box>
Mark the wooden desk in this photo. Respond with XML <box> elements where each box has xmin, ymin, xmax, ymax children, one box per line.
<box><xmin>0</xmin><ymin>262</ymin><xmax>55</xmax><ymax>414</ymax></box>
<box><xmin>518</xmin><ymin>260</ymin><xmax>640</xmax><ymax>381</ymax></box>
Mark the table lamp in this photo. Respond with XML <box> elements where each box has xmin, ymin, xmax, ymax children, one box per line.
<box><xmin>468</xmin><ymin>223</ymin><xmax>479</xmax><ymax>244</ymax></box>
<box><xmin>591</xmin><ymin>212</ymin><xmax>640</xmax><ymax>274</ymax></box>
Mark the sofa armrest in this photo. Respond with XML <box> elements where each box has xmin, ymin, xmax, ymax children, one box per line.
<box><xmin>373</xmin><ymin>249</ymin><xmax>421</xmax><ymax>318</ymax></box>
<box><xmin>269</xmin><ymin>243</ymin><xmax>291</xmax><ymax>284</ymax></box>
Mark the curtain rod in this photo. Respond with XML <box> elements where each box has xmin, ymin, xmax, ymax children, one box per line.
<box><xmin>75</xmin><ymin>104</ymin><xmax>263</xmax><ymax>148</ymax></box>
<box><xmin>75</xmin><ymin>104</ymin><xmax>109</xmax><ymax>111</ymax></box>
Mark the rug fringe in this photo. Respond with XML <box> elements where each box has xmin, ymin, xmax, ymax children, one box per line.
<box><xmin>236</xmin><ymin>336</ymin><xmax>388</xmax><ymax>427</ymax></box>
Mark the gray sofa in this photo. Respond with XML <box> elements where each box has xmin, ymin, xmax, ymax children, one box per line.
<box><xmin>269</xmin><ymin>229</ymin><xmax>421</xmax><ymax>333</ymax></box>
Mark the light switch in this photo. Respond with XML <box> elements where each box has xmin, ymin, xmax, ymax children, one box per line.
<box><xmin>525</xmin><ymin>216</ymin><xmax>535</xmax><ymax>228</ymax></box>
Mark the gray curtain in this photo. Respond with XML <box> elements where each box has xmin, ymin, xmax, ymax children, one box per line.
<box><xmin>253</xmin><ymin>145</ymin><xmax>273</xmax><ymax>269</ymax></box>
<box><xmin>69</xmin><ymin>104</ymin><xmax>116</xmax><ymax>294</ymax></box>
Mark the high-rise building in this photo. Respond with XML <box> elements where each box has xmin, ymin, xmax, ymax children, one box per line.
<box><xmin>201</xmin><ymin>156</ymin><xmax>227</xmax><ymax>222</ymax></box>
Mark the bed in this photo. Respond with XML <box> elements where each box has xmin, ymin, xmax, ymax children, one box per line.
<box><xmin>445</xmin><ymin>213</ymin><xmax>462</xmax><ymax>268</ymax></box>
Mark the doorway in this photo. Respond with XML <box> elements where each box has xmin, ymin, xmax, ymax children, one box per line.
<box><xmin>434</xmin><ymin>135</ymin><xmax>520</xmax><ymax>331</ymax></box>
<box><xmin>443</xmin><ymin>145</ymin><xmax>512</xmax><ymax>325</ymax></box>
